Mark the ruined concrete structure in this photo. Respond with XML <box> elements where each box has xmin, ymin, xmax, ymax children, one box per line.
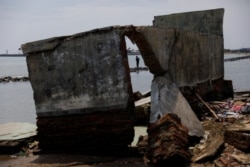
<box><xmin>22</xmin><ymin>8</ymin><xmax>225</xmax><ymax>150</ymax></box>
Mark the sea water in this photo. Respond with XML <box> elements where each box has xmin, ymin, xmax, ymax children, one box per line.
<box><xmin>224</xmin><ymin>53</ymin><xmax>250</xmax><ymax>92</ymax></box>
<box><xmin>0</xmin><ymin>53</ymin><xmax>249</xmax><ymax>124</ymax></box>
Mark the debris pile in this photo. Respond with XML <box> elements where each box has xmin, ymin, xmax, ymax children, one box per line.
<box><xmin>135</xmin><ymin>91</ymin><xmax>250</xmax><ymax>166</ymax></box>
<box><xmin>133</xmin><ymin>91</ymin><xmax>151</xmax><ymax>125</ymax></box>
<box><xmin>0</xmin><ymin>122</ymin><xmax>37</xmax><ymax>154</ymax></box>
<box><xmin>191</xmin><ymin>120</ymin><xmax>225</xmax><ymax>163</ymax></box>
<box><xmin>209</xmin><ymin>93</ymin><xmax>250</xmax><ymax>121</ymax></box>
<box><xmin>186</xmin><ymin>91</ymin><xmax>250</xmax><ymax>166</ymax></box>
<box><xmin>190</xmin><ymin>116</ymin><xmax>250</xmax><ymax>166</ymax></box>
<box><xmin>145</xmin><ymin>113</ymin><xmax>191</xmax><ymax>166</ymax></box>
<box><xmin>224</xmin><ymin>118</ymin><xmax>250</xmax><ymax>152</ymax></box>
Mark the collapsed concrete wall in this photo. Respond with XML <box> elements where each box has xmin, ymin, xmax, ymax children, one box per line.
<box><xmin>22</xmin><ymin>8</ymin><xmax>225</xmax><ymax>150</ymax></box>
<box><xmin>23</xmin><ymin>28</ymin><xmax>133</xmax><ymax>117</ymax></box>
<box><xmin>22</xmin><ymin>27</ymin><xmax>135</xmax><ymax>150</ymax></box>
<box><xmin>149</xmin><ymin>8</ymin><xmax>224</xmax><ymax>86</ymax></box>
<box><xmin>135</xmin><ymin>8</ymin><xmax>224</xmax><ymax>137</ymax></box>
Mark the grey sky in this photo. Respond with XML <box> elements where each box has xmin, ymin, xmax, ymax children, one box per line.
<box><xmin>0</xmin><ymin>0</ymin><xmax>249</xmax><ymax>53</ymax></box>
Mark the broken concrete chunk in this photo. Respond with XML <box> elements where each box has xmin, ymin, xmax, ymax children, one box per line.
<box><xmin>150</xmin><ymin>74</ymin><xmax>204</xmax><ymax>137</ymax></box>
<box><xmin>192</xmin><ymin>135</ymin><xmax>224</xmax><ymax>163</ymax></box>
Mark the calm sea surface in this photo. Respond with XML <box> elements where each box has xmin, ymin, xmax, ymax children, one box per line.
<box><xmin>0</xmin><ymin>53</ymin><xmax>249</xmax><ymax>124</ymax></box>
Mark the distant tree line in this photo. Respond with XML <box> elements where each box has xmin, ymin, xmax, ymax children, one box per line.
<box><xmin>0</xmin><ymin>54</ymin><xmax>24</xmax><ymax>57</ymax></box>
<box><xmin>224</xmin><ymin>48</ymin><xmax>250</xmax><ymax>53</ymax></box>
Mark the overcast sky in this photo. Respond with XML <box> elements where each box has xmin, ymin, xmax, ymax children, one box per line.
<box><xmin>0</xmin><ymin>0</ymin><xmax>249</xmax><ymax>54</ymax></box>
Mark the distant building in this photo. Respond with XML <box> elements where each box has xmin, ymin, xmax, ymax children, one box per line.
<box><xmin>0</xmin><ymin>54</ymin><xmax>24</xmax><ymax>57</ymax></box>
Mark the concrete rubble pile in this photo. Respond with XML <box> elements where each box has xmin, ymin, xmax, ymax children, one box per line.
<box><xmin>135</xmin><ymin>93</ymin><xmax>250</xmax><ymax>166</ymax></box>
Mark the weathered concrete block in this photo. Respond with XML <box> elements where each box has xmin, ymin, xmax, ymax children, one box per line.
<box><xmin>22</xmin><ymin>27</ymin><xmax>135</xmax><ymax>150</ymax></box>
<box><xmin>23</xmin><ymin>27</ymin><xmax>132</xmax><ymax>117</ymax></box>
<box><xmin>151</xmin><ymin>8</ymin><xmax>224</xmax><ymax>86</ymax></box>
<box><xmin>153</xmin><ymin>8</ymin><xmax>224</xmax><ymax>36</ymax></box>
<box><xmin>150</xmin><ymin>74</ymin><xmax>204</xmax><ymax>137</ymax></box>
<box><xmin>138</xmin><ymin>26</ymin><xmax>224</xmax><ymax>86</ymax></box>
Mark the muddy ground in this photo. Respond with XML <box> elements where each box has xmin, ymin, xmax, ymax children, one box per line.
<box><xmin>0</xmin><ymin>153</ymin><xmax>147</xmax><ymax>167</ymax></box>
<box><xmin>0</xmin><ymin>116</ymin><xmax>249</xmax><ymax>167</ymax></box>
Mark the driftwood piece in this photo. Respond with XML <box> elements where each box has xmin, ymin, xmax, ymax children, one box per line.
<box><xmin>192</xmin><ymin>135</ymin><xmax>224</xmax><ymax>163</ymax></box>
<box><xmin>224</xmin><ymin>119</ymin><xmax>250</xmax><ymax>152</ymax></box>
<box><xmin>147</xmin><ymin>113</ymin><xmax>191</xmax><ymax>166</ymax></box>
<box><xmin>231</xmin><ymin>154</ymin><xmax>250</xmax><ymax>165</ymax></box>
<box><xmin>195</xmin><ymin>93</ymin><xmax>219</xmax><ymax>120</ymax></box>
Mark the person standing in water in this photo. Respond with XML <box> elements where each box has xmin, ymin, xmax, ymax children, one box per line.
<box><xmin>136</xmin><ymin>56</ymin><xmax>140</xmax><ymax>70</ymax></box>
